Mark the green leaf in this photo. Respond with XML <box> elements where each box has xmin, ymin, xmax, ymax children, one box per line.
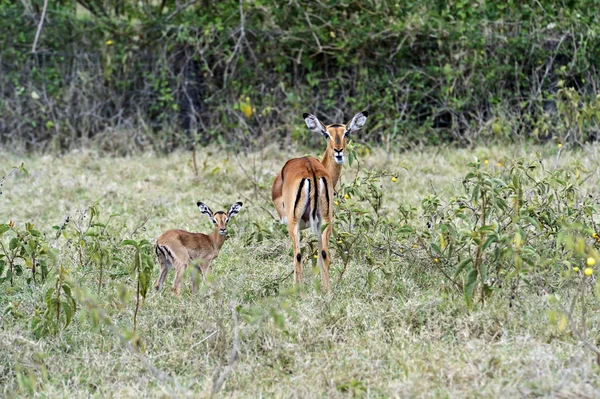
<box><xmin>9</xmin><ymin>237</ymin><xmax>20</xmax><ymax>251</ymax></box>
<box><xmin>397</xmin><ymin>225</ymin><xmax>414</xmax><ymax>234</ymax></box>
<box><xmin>430</xmin><ymin>242</ymin><xmax>442</xmax><ymax>255</ymax></box>
<box><xmin>0</xmin><ymin>224</ymin><xmax>9</xmax><ymax>236</ymax></box>
<box><xmin>61</xmin><ymin>300</ymin><xmax>73</xmax><ymax>328</ymax></box>
<box><xmin>454</xmin><ymin>257</ymin><xmax>473</xmax><ymax>277</ymax></box>
<box><xmin>121</xmin><ymin>240</ymin><xmax>138</xmax><ymax>248</ymax></box>
<box><xmin>482</xmin><ymin>235</ymin><xmax>497</xmax><ymax>252</ymax></box>
<box><xmin>464</xmin><ymin>268</ymin><xmax>478</xmax><ymax>309</ymax></box>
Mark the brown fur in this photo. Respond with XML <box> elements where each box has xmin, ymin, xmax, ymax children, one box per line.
<box><xmin>271</xmin><ymin>125</ymin><xmax>345</xmax><ymax>222</ymax></box>
<box><xmin>154</xmin><ymin>203</ymin><xmax>241</xmax><ymax>296</ymax></box>
<box><xmin>271</xmin><ymin>112</ymin><xmax>368</xmax><ymax>292</ymax></box>
<box><xmin>274</xmin><ymin>157</ymin><xmax>334</xmax><ymax>292</ymax></box>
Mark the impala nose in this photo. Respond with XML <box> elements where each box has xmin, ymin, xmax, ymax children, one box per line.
<box><xmin>334</xmin><ymin>150</ymin><xmax>344</xmax><ymax>164</ymax></box>
<box><xmin>219</xmin><ymin>228</ymin><xmax>226</xmax><ymax>235</ymax></box>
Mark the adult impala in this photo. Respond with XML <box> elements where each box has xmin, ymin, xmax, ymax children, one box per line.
<box><xmin>271</xmin><ymin>111</ymin><xmax>368</xmax><ymax>291</ymax></box>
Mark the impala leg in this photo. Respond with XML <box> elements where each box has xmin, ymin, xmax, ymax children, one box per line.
<box><xmin>191</xmin><ymin>265</ymin><xmax>201</xmax><ymax>295</ymax></box>
<box><xmin>288</xmin><ymin>220</ymin><xmax>302</xmax><ymax>287</ymax></box>
<box><xmin>155</xmin><ymin>246</ymin><xmax>174</xmax><ymax>292</ymax></box>
<box><xmin>192</xmin><ymin>260</ymin><xmax>210</xmax><ymax>294</ymax></box>
<box><xmin>319</xmin><ymin>217</ymin><xmax>332</xmax><ymax>293</ymax></box>
<box><xmin>171</xmin><ymin>262</ymin><xmax>187</xmax><ymax>297</ymax></box>
<box><xmin>155</xmin><ymin>263</ymin><xmax>170</xmax><ymax>292</ymax></box>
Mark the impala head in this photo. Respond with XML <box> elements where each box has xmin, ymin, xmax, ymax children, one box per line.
<box><xmin>303</xmin><ymin>111</ymin><xmax>369</xmax><ymax>165</ymax></box>
<box><xmin>197</xmin><ymin>201</ymin><xmax>243</xmax><ymax>236</ymax></box>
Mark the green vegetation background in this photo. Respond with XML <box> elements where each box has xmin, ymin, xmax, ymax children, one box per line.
<box><xmin>1</xmin><ymin>0</ymin><xmax>600</xmax><ymax>151</ymax></box>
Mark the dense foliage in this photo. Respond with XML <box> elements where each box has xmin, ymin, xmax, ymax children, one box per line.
<box><xmin>1</xmin><ymin>0</ymin><xmax>600</xmax><ymax>150</ymax></box>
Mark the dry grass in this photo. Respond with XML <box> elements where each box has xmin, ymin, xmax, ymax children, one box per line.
<box><xmin>1</xmin><ymin>143</ymin><xmax>600</xmax><ymax>398</ymax></box>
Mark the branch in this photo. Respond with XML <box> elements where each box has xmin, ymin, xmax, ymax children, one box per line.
<box><xmin>559</xmin><ymin>297</ymin><xmax>600</xmax><ymax>364</ymax></box>
<box><xmin>211</xmin><ymin>302</ymin><xmax>240</xmax><ymax>396</ymax></box>
<box><xmin>80</xmin><ymin>297</ymin><xmax>185</xmax><ymax>395</ymax></box>
<box><xmin>31</xmin><ymin>0</ymin><xmax>49</xmax><ymax>53</ymax></box>
<box><xmin>166</xmin><ymin>0</ymin><xmax>200</xmax><ymax>21</ymax></box>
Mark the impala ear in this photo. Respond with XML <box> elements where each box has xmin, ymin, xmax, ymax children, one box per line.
<box><xmin>303</xmin><ymin>113</ymin><xmax>328</xmax><ymax>138</ymax></box>
<box><xmin>197</xmin><ymin>202</ymin><xmax>213</xmax><ymax>219</ymax></box>
<box><xmin>226</xmin><ymin>201</ymin><xmax>243</xmax><ymax>221</ymax></box>
<box><xmin>345</xmin><ymin>111</ymin><xmax>369</xmax><ymax>135</ymax></box>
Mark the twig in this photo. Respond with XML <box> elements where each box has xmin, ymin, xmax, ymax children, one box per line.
<box><xmin>189</xmin><ymin>330</ymin><xmax>218</xmax><ymax>351</ymax></box>
<box><xmin>211</xmin><ymin>302</ymin><xmax>240</xmax><ymax>396</ymax></box>
<box><xmin>0</xmin><ymin>168</ymin><xmax>19</xmax><ymax>195</ymax></box>
<box><xmin>166</xmin><ymin>0</ymin><xmax>200</xmax><ymax>21</ymax></box>
<box><xmin>31</xmin><ymin>0</ymin><xmax>49</xmax><ymax>53</ymax></box>
<box><xmin>81</xmin><ymin>297</ymin><xmax>185</xmax><ymax>396</ymax></box>
<box><xmin>559</xmin><ymin>295</ymin><xmax>600</xmax><ymax>364</ymax></box>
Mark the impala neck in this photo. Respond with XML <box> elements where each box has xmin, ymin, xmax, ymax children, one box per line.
<box><xmin>321</xmin><ymin>147</ymin><xmax>343</xmax><ymax>187</ymax></box>
<box><xmin>210</xmin><ymin>228</ymin><xmax>227</xmax><ymax>250</ymax></box>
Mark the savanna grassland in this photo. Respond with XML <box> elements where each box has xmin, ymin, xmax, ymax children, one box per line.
<box><xmin>1</xmin><ymin>143</ymin><xmax>600</xmax><ymax>398</ymax></box>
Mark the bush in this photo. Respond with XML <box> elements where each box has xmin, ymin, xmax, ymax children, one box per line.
<box><xmin>1</xmin><ymin>1</ymin><xmax>600</xmax><ymax>151</ymax></box>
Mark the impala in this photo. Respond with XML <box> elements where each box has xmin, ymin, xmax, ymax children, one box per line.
<box><xmin>271</xmin><ymin>111</ymin><xmax>368</xmax><ymax>291</ymax></box>
<box><xmin>154</xmin><ymin>201</ymin><xmax>243</xmax><ymax>296</ymax></box>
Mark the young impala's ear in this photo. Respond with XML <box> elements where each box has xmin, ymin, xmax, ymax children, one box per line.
<box><xmin>303</xmin><ymin>113</ymin><xmax>328</xmax><ymax>138</ymax></box>
<box><xmin>345</xmin><ymin>111</ymin><xmax>369</xmax><ymax>136</ymax></box>
<box><xmin>197</xmin><ymin>202</ymin><xmax>214</xmax><ymax>219</ymax></box>
<box><xmin>226</xmin><ymin>201</ymin><xmax>243</xmax><ymax>222</ymax></box>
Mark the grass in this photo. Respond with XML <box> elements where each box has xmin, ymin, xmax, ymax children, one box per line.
<box><xmin>1</xmin><ymin>143</ymin><xmax>600</xmax><ymax>398</ymax></box>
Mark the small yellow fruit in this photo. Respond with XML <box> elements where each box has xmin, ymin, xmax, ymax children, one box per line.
<box><xmin>240</xmin><ymin>101</ymin><xmax>253</xmax><ymax>118</ymax></box>
<box><xmin>484</xmin><ymin>159</ymin><xmax>489</xmax><ymax>165</ymax></box>
<box><xmin>592</xmin><ymin>233</ymin><xmax>598</xmax><ymax>239</ymax></box>
<box><xmin>573</xmin><ymin>267</ymin><xmax>580</xmax><ymax>272</ymax></box>
<box><xmin>492</xmin><ymin>123</ymin><xmax>501</xmax><ymax>134</ymax></box>
<box><xmin>584</xmin><ymin>267</ymin><xmax>593</xmax><ymax>276</ymax></box>
<box><xmin>105</xmin><ymin>39</ymin><xmax>113</xmax><ymax>46</ymax></box>
<box><xmin>497</xmin><ymin>162</ymin><xmax>502</xmax><ymax>167</ymax></box>
<box><xmin>344</xmin><ymin>194</ymin><xmax>350</xmax><ymax>200</ymax></box>
<box><xmin>334</xmin><ymin>201</ymin><xmax>339</xmax><ymax>206</ymax></box>
<box><xmin>587</xmin><ymin>257</ymin><xmax>596</xmax><ymax>267</ymax></box>
<box><xmin>557</xmin><ymin>143</ymin><xmax>563</xmax><ymax>148</ymax></box>
<box><xmin>313</xmin><ymin>255</ymin><xmax>318</xmax><ymax>259</ymax></box>
<box><xmin>412</xmin><ymin>244</ymin><xmax>417</xmax><ymax>248</ymax></box>
<box><xmin>391</xmin><ymin>176</ymin><xmax>397</xmax><ymax>183</ymax></box>
<box><xmin>434</xmin><ymin>258</ymin><xmax>439</xmax><ymax>263</ymax></box>
<box><xmin>337</xmin><ymin>240</ymin><xmax>342</xmax><ymax>244</ymax></box>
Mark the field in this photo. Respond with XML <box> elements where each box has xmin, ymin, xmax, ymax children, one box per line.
<box><xmin>1</xmin><ymin>144</ymin><xmax>600</xmax><ymax>398</ymax></box>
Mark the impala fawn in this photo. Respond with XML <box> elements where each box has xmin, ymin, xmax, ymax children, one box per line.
<box><xmin>154</xmin><ymin>201</ymin><xmax>243</xmax><ymax>296</ymax></box>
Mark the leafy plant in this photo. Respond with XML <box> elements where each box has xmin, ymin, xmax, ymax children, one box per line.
<box><xmin>31</xmin><ymin>265</ymin><xmax>77</xmax><ymax>338</ymax></box>
<box><xmin>122</xmin><ymin>238</ymin><xmax>154</xmax><ymax>331</ymax></box>
<box><xmin>0</xmin><ymin>222</ymin><xmax>56</xmax><ymax>286</ymax></box>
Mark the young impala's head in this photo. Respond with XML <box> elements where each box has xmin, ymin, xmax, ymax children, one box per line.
<box><xmin>303</xmin><ymin>111</ymin><xmax>369</xmax><ymax>165</ymax></box>
<box><xmin>197</xmin><ymin>201</ymin><xmax>243</xmax><ymax>236</ymax></box>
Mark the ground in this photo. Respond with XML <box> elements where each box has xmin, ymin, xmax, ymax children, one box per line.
<box><xmin>1</xmin><ymin>143</ymin><xmax>600</xmax><ymax>398</ymax></box>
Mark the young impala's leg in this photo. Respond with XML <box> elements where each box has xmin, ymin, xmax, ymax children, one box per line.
<box><xmin>170</xmin><ymin>253</ymin><xmax>190</xmax><ymax>297</ymax></box>
<box><xmin>155</xmin><ymin>245</ymin><xmax>172</xmax><ymax>292</ymax></box>
<box><xmin>192</xmin><ymin>260</ymin><xmax>210</xmax><ymax>295</ymax></box>
<box><xmin>171</xmin><ymin>262</ymin><xmax>187</xmax><ymax>297</ymax></box>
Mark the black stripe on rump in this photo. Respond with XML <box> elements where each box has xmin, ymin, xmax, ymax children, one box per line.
<box><xmin>321</xmin><ymin>177</ymin><xmax>330</xmax><ymax>216</ymax></box>
<box><xmin>293</xmin><ymin>178</ymin><xmax>309</xmax><ymax>216</ymax></box>
<box><xmin>311</xmin><ymin>167</ymin><xmax>318</xmax><ymax>219</ymax></box>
